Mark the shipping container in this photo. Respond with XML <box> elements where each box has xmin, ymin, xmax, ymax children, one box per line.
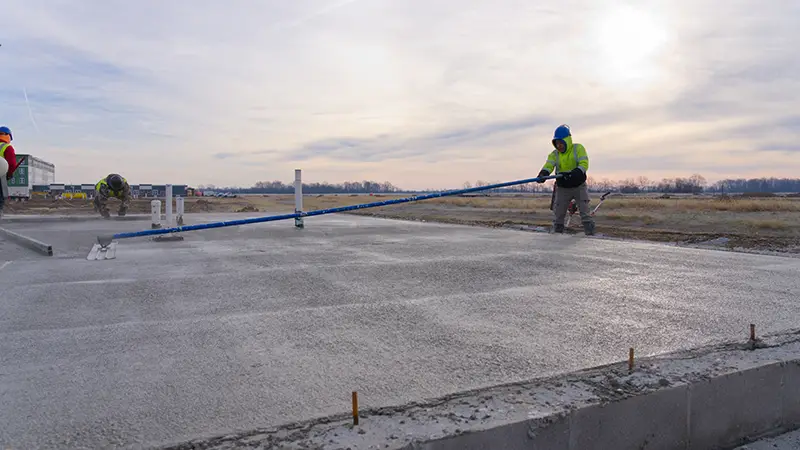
<box><xmin>7</xmin><ymin>154</ymin><xmax>56</xmax><ymax>198</ymax></box>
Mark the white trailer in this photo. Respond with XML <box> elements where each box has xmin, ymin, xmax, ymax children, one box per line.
<box><xmin>7</xmin><ymin>154</ymin><xmax>56</xmax><ymax>198</ymax></box>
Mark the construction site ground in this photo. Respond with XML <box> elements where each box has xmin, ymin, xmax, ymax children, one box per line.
<box><xmin>6</xmin><ymin>192</ymin><xmax>799</xmax><ymax>255</ymax></box>
<box><xmin>1</xmin><ymin>208</ymin><xmax>799</xmax><ymax>449</ymax></box>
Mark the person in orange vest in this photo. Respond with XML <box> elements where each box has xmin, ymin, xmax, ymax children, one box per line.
<box><xmin>0</xmin><ymin>126</ymin><xmax>21</xmax><ymax>217</ymax></box>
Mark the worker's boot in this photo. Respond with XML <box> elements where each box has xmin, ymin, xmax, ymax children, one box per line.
<box><xmin>583</xmin><ymin>221</ymin><xmax>595</xmax><ymax>236</ymax></box>
<box><xmin>553</xmin><ymin>223</ymin><xmax>564</xmax><ymax>233</ymax></box>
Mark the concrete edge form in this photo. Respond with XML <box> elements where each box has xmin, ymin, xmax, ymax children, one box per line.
<box><xmin>159</xmin><ymin>328</ymin><xmax>800</xmax><ymax>450</ymax></box>
<box><xmin>0</xmin><ymin>226</ymin><xmax>53</xmax><ymax>256</ymax></box>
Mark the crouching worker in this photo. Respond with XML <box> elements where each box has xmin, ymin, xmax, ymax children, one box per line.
<box><xmin>94</xmin><ymin>174</ymin><xmax>131</xmax><ymax>219</ymax></box>
<box><xmin>536</xmin><ymin>124</ymin><xmax>595</xmax><ymax>235</ymax></box>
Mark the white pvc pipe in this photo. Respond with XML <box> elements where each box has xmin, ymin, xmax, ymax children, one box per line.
<box><xmin>151</xmin><ymin>200</ymin><xmax>161</xmax><ymax>229</ymax></box>
<box><xmin>165</xmin><ymin>184</ymin><xmax>173</xmax><ymax>227</ymax></box>
<box><xmin>176</xmin><ymin>196</ymin><xmax>184</xmax><ymax>225</ymax></box>
<box><xmin>294</xmin><ymin>169</ymin><xmax>303</xmax><ymax>228</ymax></box>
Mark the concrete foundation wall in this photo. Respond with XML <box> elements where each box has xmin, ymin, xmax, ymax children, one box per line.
<box><xmin>415</xmin><ymin>361</ymin><xmax>800</xmax><ymax>450</ymax></box>
<box><xmin>163</xmin><ymin>331</ymin><xmax>800</xmax><ymax>450</ymax></box>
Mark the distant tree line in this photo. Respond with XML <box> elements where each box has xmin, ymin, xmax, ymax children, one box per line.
<box><xmin>197</xmin><ymin>180</ymin><xmax>403</xmax><ymax>194</ymax></box>
<box><xmin>708</xmin><ymin>178</ymin><xmax>800</xmax><ymax>193</ymax></box>
<box><xmin>591</xmin><ymin>175</ymin><xmax>800</xmax><ymax>194</ymax></box>
<box><xmin>197</xmin><ymin>176</ymin><xmax>800</xmax><ymax>194</ymax></box>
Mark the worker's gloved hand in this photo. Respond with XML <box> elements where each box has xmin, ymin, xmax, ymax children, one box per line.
<box><xmin>536</xmin><ymin>170</ymin><xmax>549</xmax><ymax>183</ymax></box>
<box><xmin>570</xmin><ymin>168</ymin><xmax>586</xmax><ymax>185</ymax></box>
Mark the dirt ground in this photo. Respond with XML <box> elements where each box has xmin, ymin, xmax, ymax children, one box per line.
<box><xmin>5</xmin><ymin>192</ymin><xmax>800</xmax><ymax>254</ymax></box>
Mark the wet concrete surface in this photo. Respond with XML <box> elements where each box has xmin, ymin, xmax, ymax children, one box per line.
<box><xmin>1</xmin><ymin>213</ymin><xmax>799</xmax><ymax>449</ymax></box>
<box><xmin>0</xmin><ymin>236</ymin><xmax>36</xmax><ymax>261</ymax></box>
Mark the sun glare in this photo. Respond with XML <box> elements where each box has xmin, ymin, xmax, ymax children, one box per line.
<box><xmin>593</xmin><ymin>6</ymin><xmax>670</xmax><ymax>88</ymax></box>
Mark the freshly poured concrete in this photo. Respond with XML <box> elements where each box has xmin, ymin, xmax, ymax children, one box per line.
<box><xmin>1</xmin><ymin>213</ymin><xmax>799</xmax><ymax>449</ymax></box>
<box><xmin>181</xmin><ymin>330</ymin><xmax>800</xmax><ymax>449</ymax></box>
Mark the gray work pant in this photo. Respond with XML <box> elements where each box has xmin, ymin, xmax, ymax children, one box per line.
<box><xmin>0</xmin><ymin>176</ymin><xmax>6</xmax><ymax>215</ymax></box>
<box><xmin>552</xmin><ymin>183</ymin><xmax>593</xmax><ymax>226</ymax></box>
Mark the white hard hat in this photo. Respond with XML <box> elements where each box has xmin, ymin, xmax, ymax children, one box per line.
<box><xmin>0</xmin><ymin>158</ymin><xmax>8</xmax><ymax>178</ymax></box>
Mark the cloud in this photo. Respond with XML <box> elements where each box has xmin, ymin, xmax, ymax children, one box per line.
<box><xmin>1</xmin><ymin>0</ymin><xmax>798</xmax><ymax>189</ymax></box>
<box><xmin>216</xmin><ymin>114</ymin><xmax>551</xmax><ymax>164</ymax></box>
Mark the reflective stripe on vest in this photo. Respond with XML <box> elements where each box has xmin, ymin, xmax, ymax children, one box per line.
<box><xmin>553</xmin><ymin>145</ymin><xmax>579</xmax><ymax>173</ymax></box>
<box><xmin>0</xmin><ymin>143</ymin><xmax>8</xmax><ymax>158</ymax></box>
<box><xmin>96</xmin><ymin>178</ymin><xmax>128</xmax><ymax>198</ymax></box>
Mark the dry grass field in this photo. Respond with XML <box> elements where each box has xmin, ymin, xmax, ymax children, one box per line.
<box><xmin>6</xmin><ymin>192</ymin><xmax>800</xmax><ymax>253</ymax></box>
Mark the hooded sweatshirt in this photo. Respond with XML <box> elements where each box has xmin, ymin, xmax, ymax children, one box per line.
<box><xmin>541</xmin><ymin>134</ymin><xmax>589</xmax><ymax>188</ymax></box>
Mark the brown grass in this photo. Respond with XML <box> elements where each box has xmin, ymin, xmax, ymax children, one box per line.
<box><xmin>736</xmin><ymin>219</ymin><xmax>791</xmax><ymax>230</ymax></box>
<box><xmin>427</xmin><ymin>197</ymin><xmax>549</xmax><ymax>209</ymax></box>
<box><xmin>426</xmin><ymin>195</ymin><xmax>800</xmax><ymax>213</ymax></box>
<box><xmin>604</xmin><ymin>213</ymin><xmax>660</xmax><ymax>224</ymax></box>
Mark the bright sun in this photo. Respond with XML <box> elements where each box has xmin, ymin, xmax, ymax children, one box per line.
<box><xmin>593</xmin><ymin>6</ymin><xmax>670</xmax><ymax>88</ymax></box>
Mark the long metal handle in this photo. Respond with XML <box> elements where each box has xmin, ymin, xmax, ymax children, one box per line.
<box><xmin>101</xmin><ymin>174</ymin><xmax>562</xmax><ymax>242</ymax></box>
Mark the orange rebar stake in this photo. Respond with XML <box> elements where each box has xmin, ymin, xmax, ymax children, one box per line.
<box><xmin>352</xmin><ymin>391</ymin><xmax>359</xmax><ymax>425</ymax></box>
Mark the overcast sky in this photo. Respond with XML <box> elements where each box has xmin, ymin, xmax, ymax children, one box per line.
<box><xmin>2</xmin><ymin>0</ymin><xmax>798</xmax><ymax>189</ymax></box>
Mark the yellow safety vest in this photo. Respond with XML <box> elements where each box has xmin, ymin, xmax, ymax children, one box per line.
<box><xmin>96</xmin><ymin>177</ymin><xmax>128</xmax><ymax>199</ymax></box>
<box><xmin>541</xmin><ymin>134</ymin><xmax>589</xmax><ymax>175</ymax></box>
<box><xmin>0</xmin><ymin>143</ymin><xmax>8</xmax><ymax>158</ymax></box>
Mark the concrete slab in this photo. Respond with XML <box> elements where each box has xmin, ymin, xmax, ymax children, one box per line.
<box><xmin>172</xmin><ymin>332</ymin><xmax>800</xmax><ymax>450</ymax></box>
<box><xmin>0</xmin><ymin>226</ymin><xmax>53</xmax><ymax>256</ymax></box>
<box><xmin>1</xmin><ymin>212</ymin><xmax>800</xmax><ymax>449</ymax></box>
<box><xmin>0</xmin><ymin>213</ymin><xmax>158</xmax><ymax>223</ymax></box>
<box><xmin>0</xmin><ymin>236</ymin><xmax>41</xmax><ymax>261</ymax></box>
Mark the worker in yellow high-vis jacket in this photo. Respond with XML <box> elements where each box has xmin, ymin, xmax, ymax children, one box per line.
<box><xmin>94</xmin><ymin>174</ymin><xmax>131</xmax><ymax>219</ymax></box>
<box><xmin>536</xmin><ymin>124</ymin><xmax>595</xmax><ymax>235</ymax></box>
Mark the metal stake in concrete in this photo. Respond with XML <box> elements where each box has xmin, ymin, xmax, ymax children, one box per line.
<box><xmin>294</xmin><ymin>169</ymin><xmax>304</xmax><ymax>229</ymax></box>
<box><xmin>165</xmin><ymin>184</ymin><xmax>173</xmax><ymax>228</ymax></box>
<box><xmin>176</xmin><ymin>197</ymin><xmax>185</xmax><ymax>226</ymax></box>
<box><xmin>151</xmin><ymin>200</ymin><xmax>162</xmax><ymax>229</ymax></box>
<box><xmin>352</xmin><ymin>391</ymin><xmax>359</xmax><ymax>425</ymax></box>
<box><xmin>628</xmin><ymin>347</ymin><xmax>635</xmax><ymax>373</ymax></box>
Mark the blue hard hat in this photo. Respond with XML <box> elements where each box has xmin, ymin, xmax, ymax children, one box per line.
<box><xmin>0</xmin><ymin>126</ymin><xmax>11</xmax><ymax>140</ymax></box>
<box><xmin>553</xmin><ymin>124</ymin><xmax>571</xmax><ymax>140</ymax></box>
